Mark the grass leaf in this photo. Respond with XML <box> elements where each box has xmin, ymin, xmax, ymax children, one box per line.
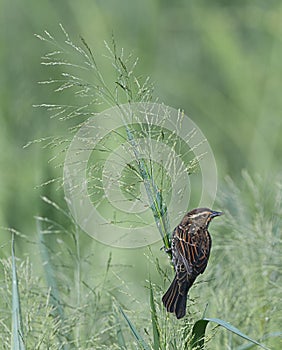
<box><xmin>235</xmin><ymin>332</ymin><xmax>282</xmax><ymax>350</ymax></box>
<box><xmin>190</xmin><ymin>319</ymin><xmax>209</xmax><ymax>350</ymax></box>
<box><xmin>149</xmin><ymin>281</ymin><xmax>160</xmax><ymax>350</ymax></box>
<box><xmin>190</xmin><ymin>318</ymin><xmax>271</xmax><ymax>350</ymax></box>
<box><xmin>119</xmin><ymin>305</ymin><xmax>151</xmax><ymax>350</ymax></box>
<box><xmin>37</xmin><ymin>219</ymin><xmax>65</xmax><ymax>321</ymax></box>
<box><xmin>37</xmin><ymin>219</ymin><xmax>71</xmax><ymax>349</ymax></box>
<box><xmin>11</xmin><ymin>234</ymin><xmax>25</xmax><ymax>350</ymax></box>
<box><xmin>113</xmin><ymin>304</ymin><xmax>127</xmax><ymax>349</ymax></box>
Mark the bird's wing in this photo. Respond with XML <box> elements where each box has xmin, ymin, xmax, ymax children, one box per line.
<box><xmin>174</xmin><ymin>225</ymin><xmax>211</xmax><ymax>276</ymax></box>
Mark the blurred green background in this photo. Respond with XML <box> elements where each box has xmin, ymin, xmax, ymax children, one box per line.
<box><xmin>1</xmin><ymin>0</ymin><xmax>281</xmax><ymax>236</ymax></box>
<box><xmin>0</xmin><ymin>0</ymin><xmax>281</xmax><ymax>347</ymax></box>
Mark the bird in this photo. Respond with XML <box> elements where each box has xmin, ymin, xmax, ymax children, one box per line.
<box><xmin>162</xmin><ymin>207</ymin><xmax>223</xmax><ymax>319</ymax></box>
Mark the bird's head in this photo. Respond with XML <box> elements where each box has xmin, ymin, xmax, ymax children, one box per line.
<box><xmin>185</xmin><ymin>207</ymin><xmax>223</xmax><ymax>228</ymax></box>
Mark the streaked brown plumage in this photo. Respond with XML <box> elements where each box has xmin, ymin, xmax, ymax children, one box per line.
<box><xmin>162</xmin><ymin>208</ymin><xmax>223</xmax><ymax>319</ymax></box>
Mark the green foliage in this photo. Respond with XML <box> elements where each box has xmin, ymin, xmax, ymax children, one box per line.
<box><xmin>35</xmin><ymin>26</ymin><xmax>180</xmax><ymax>253</ymax></box>
<box><xmin>37</xmin><ymin>219</ymin><xmax>71</xmax><ymax>348</ymax></box>
<box><xmin>190</xmin><ymin>318</ymin><xmax>271</xmax><ymax>350</ymax></box>
<box><xmin>118</xmin><ymin>305</ymin><xmax>151</xmax><ymax>350</ymax></box>
<box><xmin>1</xmin><ymin>1</ymin><xmax>282</xmax><ymax>237</ymax></box>
<box><xmin>1</xmin><ymin>175</ymin><xmax>281</xmax><ymax>348</ymax></box>
<box><xmin>11</xmin><ymin>234</ymin><xmax>25</xmax><ymax>350</ymax></box>
<box><xmin>149</xmin><ymin>280</ymin><xmax>161</xmax><ymax>350</ymax></box>
<box><xmin>1</xmin><ymin>2</ymin><xmax>282</xmax><ymax>349</ymax></box>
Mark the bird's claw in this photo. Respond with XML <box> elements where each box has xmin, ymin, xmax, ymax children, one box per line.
<box><xmin>160</xmin><ymin>246</ymin><xmax>172</xmax><ymax>254</ymax></box>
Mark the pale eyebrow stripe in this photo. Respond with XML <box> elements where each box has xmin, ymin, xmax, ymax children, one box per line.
<box><xmin>188</xmin><ymin>212</ymin><xmax>208</xmax><ymax>219</ymax></box>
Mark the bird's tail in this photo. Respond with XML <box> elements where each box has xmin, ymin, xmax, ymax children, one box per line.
<box><xmin>162</xmin><ymin>275</ymin><xmax>194</xmax><ymax>319</ymax></box>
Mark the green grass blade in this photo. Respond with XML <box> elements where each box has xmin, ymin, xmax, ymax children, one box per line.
<box><xmin>11</xmin><ymin>234</ymin><xmax>25</xmax><ymax>350</ymax></box>
<box><xmin>149</xmin><ymin>281</ymin><xmax>160</xmax><ymax>350</ymax></box>
<box><xmin>113</xmin><ymin>304</ymin><xmax>127</xmax><ymax>349</ymax></box>
<box><xmin>190</xmin><ymin>318</ymin><xmax>271</xmax><ymax>350</ymax></box>
<box><xmin>116</xmin><ymin>324</ymin><xmax>127</xmax><ymax>350</ymax></box>
<box><xmin>118</xmin><ymin>305</ymin><xmax>151</xmax><ymax>350</ymax></box>
<box><xmin>190</xmin><ymin>319</ymin><xmax>209</xmax><ymax>350</ymax></box>
<box><xmin>37</xmin><ymin>219</ymin><xmax>64</xmax><ymax>320</ymax></box>
<box><xmin>235</xmin><ymin>332</ymin><xmax>282</xmax><ymax>350</ymax></box>
<box><xmin>37</xmin><ymin>219</ymin><xmax>71</xmax><ymax>349</ymax></box>
<box><xmin>205</xmin><ymin>318</ymin><xmax>270</xmax><ymax>350</ymax></box>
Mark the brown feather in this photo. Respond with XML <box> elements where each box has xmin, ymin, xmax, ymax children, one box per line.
<box><xmin>162</xmin><ymin>208</ymin><xmax>222</xmax><ymax>319</ymax></box>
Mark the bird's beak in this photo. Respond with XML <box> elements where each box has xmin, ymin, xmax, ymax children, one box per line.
<box><xmin>210</xmin><ymin>210</ymin><xmax>223</xmax><ymax>218</ymax></box>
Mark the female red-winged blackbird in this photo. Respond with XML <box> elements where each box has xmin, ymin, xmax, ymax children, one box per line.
<box><xmin>162</xmin><ymin>208</ymin><xmax>222</xmax><ymax>319</ymax></box>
